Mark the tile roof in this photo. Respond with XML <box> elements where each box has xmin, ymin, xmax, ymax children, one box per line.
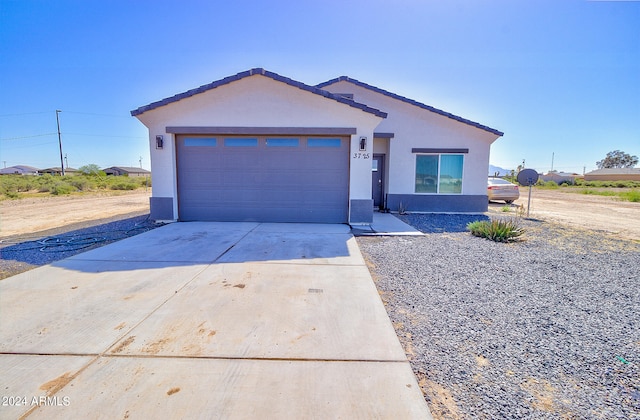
<box><xmin>0</xmin><ymin>165</ymin><xmax>40</xmax><ymax>174</ymax></box>
<box><xmin>131</xmin><ymin>68</ymin><xmax>387</xmax><ymax>119</ymax></box>
<box><xmin>104</xmin><ymin>166</ymin><xmax>151</xmax><ymax>173</ymax></box>
<box><xmin>317</xmin><ymin>76</ymin><xmax>503</xmax><ymax>136</ymax></box>
<box><xmin>586</xmin><ymin>168</ymin><xmax>640</xmax><ymax>175</ymax></box>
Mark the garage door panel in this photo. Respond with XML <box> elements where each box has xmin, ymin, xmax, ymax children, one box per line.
<box><xmin>176</xmin><ymin>135</ymin><xmax>348</xmax><ymax>223</ymax></box>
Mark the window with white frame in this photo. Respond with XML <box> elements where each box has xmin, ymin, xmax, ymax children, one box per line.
<box><xmin>415</xmin><ymin>154</ymin><xmax>464</xmax><ymax>193</ymax></box>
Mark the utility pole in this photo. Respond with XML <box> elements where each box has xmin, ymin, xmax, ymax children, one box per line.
<box><xmin>56</xmin><ymin>110</ymin><xmax>65</xmax><ymax>176</ymax></box>
<box><xmin>64</xmin><ymin>154</ymin><xmax>68</xmax><ymax>169</ymax></box>
<box><xmin>139</xmin><ymin>156</ymin><xmax>142</xmax><ymax>168</ymax></box>
<box><xmin>551</xmin><ymin>152</ymin><xmax>554</xmax><ymax>172</ymax></box>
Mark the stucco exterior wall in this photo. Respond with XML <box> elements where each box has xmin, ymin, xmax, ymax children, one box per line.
<box><xmin>134</xmin><ymin>75</ymin><xmax>383</xmax><ymax>221</ymax></box>
<box><xmin>322</xmin><ymin>81</ymin><xmax>499</xmax><ymax>198</ymax></box>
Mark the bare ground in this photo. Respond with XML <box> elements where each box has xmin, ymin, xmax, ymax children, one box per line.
<box><xmin>489</xmin><ymin>187</ymin><xmax>640</xmax><ymax>241</ymax></box>
<box><xmin>0</xmin><ymin>190</ymin><xmax>151</xmax><ymax>239</ymax></box>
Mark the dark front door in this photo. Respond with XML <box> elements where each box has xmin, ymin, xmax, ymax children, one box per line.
<box><xmin>372</xmin><ymin>154</ymin><xmax>385</xmax><ymax>209</ymax></box>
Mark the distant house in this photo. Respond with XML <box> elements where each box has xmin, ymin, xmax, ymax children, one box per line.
<box><xmin>103</xmin><ymin>166</ymin><xmax>151</xmax><ymax>177</ymax></box>
<box><xmin>584</xmin><ymin>168</ymin><xmax>640</xmax><ymax>182</ymax></box>
<box><xmin>0</xmin><ymin>165</ymin><xmax>39</xmax><ymax>175</ymax></box>
<box><xmin>540</xmin><ymin>171</ymin><xmax>580</xmax><ymax>184</ymax></box>
<box><xmin>40</xmin><ymin>167</ymin><xmax>78</xmax><ymax>176</ymax></box>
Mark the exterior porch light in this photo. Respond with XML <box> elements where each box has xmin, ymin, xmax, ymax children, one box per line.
<box><xmin>359</xmin><ymin>136</ymin><xmax>367</xmax><ymax>151</ymax></box>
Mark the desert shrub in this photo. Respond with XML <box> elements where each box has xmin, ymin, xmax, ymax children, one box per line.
<box><xmin>36</xmin><ymin>175</ymin><xmax>56</xmax><ymax>192</ymax></box>
<box><xmin>3</xmin><ymin>190</ymin><xmax>19</xmax><ymax>199</ymax></box>
<box><xmin>50</xmin><ymin>182</ymin><xmax>75</xmax><ymax>195</ymax></box>
<box><xmin>138</xmin><ymin>177</ymin><xmax>151</xmax><ymax>188</ymax></box>
<box><xmin>110</xmin><ymin>180</ymin><xmax>138</xmax><ymax>190</ymax></box>
<box><xmin>580</xmin><ymin>189</ymin><xmax>616</xmax><ymax>196</ymax></box>
<box><xmin>545</xmin><ymin>180</ymin><xmax>559</xmax><ymax>188</ymax></box>
<box><xmin>0</xmin><ymin>175</ymin><xmax>37</xmax><ymax>193</ymax></box>
<box><xmin>578</xmin><ymin>180</ymin><xmax>640</xmax><ymax>188</ymax></box>
<box><xmin>622</xmin><ymin>190</ymin><xmax>640</xmax><ymax>202</ymax></box>
<box><xmin>16</xmin><ymin>177</ymin><xmax>36</xmax><ymax>192</ymax></box>
<box><xmin>0</xmin><ymin>177</ymin><xmax>18</xmax><ymax>194</ymax></box>
<box><xmin>67</xmin><ymin>176</ymin><xmax>92</xmax><ymax>191</ymax></box>
<box><xmin>467</xmin><ymin>218</ymin><xmax>524</xmax><ymax>242</ymax></box>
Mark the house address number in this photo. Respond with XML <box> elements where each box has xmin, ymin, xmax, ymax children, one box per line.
<box><xmin>352</xmin><ymin>153</ymin><xmax>370</xmax><ymax>159</ymax></box>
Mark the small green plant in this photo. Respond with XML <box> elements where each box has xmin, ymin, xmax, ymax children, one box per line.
<box><xmin>517</xmin><ymin>204</ymin><xmax>526</xmax><ymax>218</ymax></box>
<box><xmin>467</xmin><ymin>218</ymin><xmax>524</xmax><ymax>242</ymax></box>
<box><xmin>398</xmin><ymin>201</ymin><xmax>407</xmax><ymax>215</ymax></box>
<box><xmin>536</xmin><ymin>180</ymin><xmax>559</xmax><ymax>189</ymax></box>
<box><xmin>501</xmin><ymin>205</ymin><xmax>511</xmax><ymax>212</ymax></box>
<box><xmin>622</xmin><ymin>189</ymin><xmax>640</xmax><ymax>202</ymax></box>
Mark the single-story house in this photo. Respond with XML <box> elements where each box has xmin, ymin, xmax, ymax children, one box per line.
<box><xmin>0</xmin><ymin>165</ymin><xmax>39</xmax><ymax>175</ymax></box>
<box><xmin>584</xmin><ymin>168</ymin><xmax>640</xmax><ymax>182</ymax></box>
<box><xmin>40</xmin><ymin>167</ymin><xmax>78</xmax><ymax>176</ymax></box>
<box><xmin>539</xmin><ymin>171</ymin><xmax>580</xmax><ymax>184</ymax></box>
<box><xmin>103</xmin><ymin>166</ymin><xmax>151</xmax><ymax>177</ymax></box>
<box><xmin>131</xmin><ymin>68</ymin><xmax>503</xmax><ymax>224</ymax></box>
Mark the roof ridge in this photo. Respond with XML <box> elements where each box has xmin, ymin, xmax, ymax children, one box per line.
<box><xmin>317</xmin><ymin>76</ymin><xmax>503</xmax><ymax>136</ymax></box>
<box><xmin>131</xmin><ymin>69</ymin><xmax>387</xmax><ymax>119</ymax></box>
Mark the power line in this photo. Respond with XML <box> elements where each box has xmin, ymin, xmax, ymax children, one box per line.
<box><xmin>65</xmin><ymin>132</ymin><xmax>146</xmax><ymax>139</ymax></box>
<box><xmin>63</xmin><ymin>111</ymin><xmax>132</xmax><ymax>118</ymax></box>
<box><xmin>0</xmin><ymin>111</ymin><xmax>51</xmax><ymax>118</ymax></box>
<box><xmin>0</xmin><ymin>132</ymin><xmax>145</xmax><ymax>141</ymax></box>
<box><xmin>0</xmin><ymin>133</ymin><xmax>57</xmax><ymax>141</ymax></box>
<box><xmin>1</xmin><ymin>141</ymin><xmax>58</xmax><ymax>149</ymax></box>
<box><xmin>0</xmin><ymin>111</ymin><xmax>133</xmax><ymax>118</ymax></box>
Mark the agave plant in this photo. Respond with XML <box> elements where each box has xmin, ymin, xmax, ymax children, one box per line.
<box><xmin>467</xmin><ymin>218</ymin><xmax>524</xmax><ymax>242</ymax></box>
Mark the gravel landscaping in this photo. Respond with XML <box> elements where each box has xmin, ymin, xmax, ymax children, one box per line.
<box><xmin>357</xmin><ymin>215</ymin><xmax>640</xmax><ymax>419</ymax></box>
<box><xmin>0</xmin><ymin>214</ymin><xmax>161</xmax><ymax>279</ymax></box>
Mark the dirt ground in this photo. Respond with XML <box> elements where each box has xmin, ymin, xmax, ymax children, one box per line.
<box><xmin>0</xmin><ymin>190</ymin><xmax>151</xmax><ymax>239</ymax></box>
<box><xmin>488</xmin><ymin>187</ymin><xmax>640</xmax><ymax>241</ymax></box>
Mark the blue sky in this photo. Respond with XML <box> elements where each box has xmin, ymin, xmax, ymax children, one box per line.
<box><xmin>1</xmin><ymin>0</ymin><xmax>638</xmax><ymax>173</ymax></box>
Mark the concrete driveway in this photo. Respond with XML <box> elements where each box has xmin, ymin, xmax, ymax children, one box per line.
<box><xmin>0</xmin><ymin>222</ymin><xmax>431</xmax><ymax>419</ymax></box>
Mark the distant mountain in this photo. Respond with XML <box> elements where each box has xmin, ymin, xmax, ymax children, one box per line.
<box><xmin>489</xmin><ymin>164</ymin><xmax>511</xmax><ymax>176</ymax></box>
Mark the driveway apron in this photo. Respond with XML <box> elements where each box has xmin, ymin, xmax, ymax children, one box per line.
<box><xmin>0</xmin><ymin>222</ymin><xmax>431</xmax><ymax>419</ymax></box>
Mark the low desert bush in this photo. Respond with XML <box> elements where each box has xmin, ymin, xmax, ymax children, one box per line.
<box><xmin>622</xmin><ymin>189</ymin><xmax>640</xmax><ymax>202</ymax></box>
<box><xmin>50</xmin><ymin>182</ymin><xmax>75</xmax><ymax>195</ymax></box>
<box><xmin>467</xmin><ymin>218</ymin><xmax>524</xmax><ymax>242</ymax></box>
<box><xmin>110</xmin><ymin>180</ymin><xmax>138</xmax><ymax>190</ymax></box>
<box><xmin>68</xmin><ymin>177</ymin><xmax>92</xmax><ymax>191</ymax></box>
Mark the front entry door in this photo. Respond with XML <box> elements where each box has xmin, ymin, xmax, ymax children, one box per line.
<box><xmin>372</xmin><ymin>154</ymin><xmax>385</xmax><ymax>210</ymax></box>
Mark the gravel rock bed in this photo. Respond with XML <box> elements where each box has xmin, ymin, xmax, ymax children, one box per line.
<box><xmin>357</xmin><ymin>215</ymin><xmax>639</xmax><ymax>419</ymax></box>
<box><xmin>0</xmin><ymin>214</ymin><xmax>162</xmax><ymax>279</ymax></box>
<box><xmin>396</xmin><ymin>213</ymin><xmax>490</xmax><ymax>233</ymax></box>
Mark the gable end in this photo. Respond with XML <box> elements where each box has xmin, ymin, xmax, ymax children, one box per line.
<box><xmin>317</xmin><ymin>76</ymin><xmax>503</xmax><ymax>136</ymax></box>
<box><xmin>131</xmin><ymin>68</ymin><xmax>387</xmax><ymax>119</ymax></box>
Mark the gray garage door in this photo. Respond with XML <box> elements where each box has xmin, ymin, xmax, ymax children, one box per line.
<box><xmin>176</xmin><ymin>135</ymin><xmax>349</xmax><ymax>223</ymax></box>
